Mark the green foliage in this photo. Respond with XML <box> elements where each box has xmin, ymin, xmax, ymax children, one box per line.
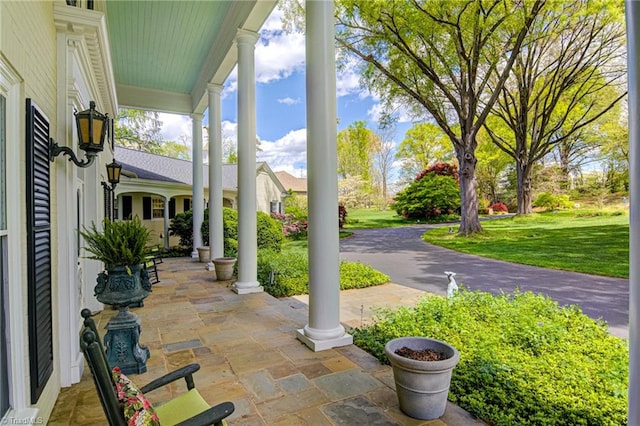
<box><xmin>115</xmin><ymin>109</ymin><xmax>164</xmax><ymax>153</ymax></box>
<box><xmin>352</xmin><ymin>289</ymin><xmax>628</xmax><ymax>426</ymax></box>
<box><xmin>392</xmin><ymin>173</ymin><xmax>460</xmax><ymax>220</ymax></box>
<box><xmin>168</xmin><ymin>209</ymin><xmax>193</xmax><ymax>247</ymax></box>
<box><xmin>395</xmin><ymin>123</ymin><xmax>453</xmax><ymax>182</ymax></box>
<box><xmin>257</xmin><ymin>249</ymin><xmax>389</xmax><ymax>298</ymax></box>
<box><xmin>533</xmin><ymin>192</ymin><xmax>573</xmax><ymax>211</ymax></box>
<box><xmin>283</xmin><ymin>191</ymin><xmax>308</xmax><ymax>220</ymax></box>
<box><xmin>80</xmin><ymin>216</ymin><xmax>151</xmax><ymax>269</ymax></box>
<box><xmin>170</xmin><ymin>208</ymin><xmax>281</xmax><ymax>258</ymax></box>
<box><xmin>256</xmin><ymin>211</ymin><xmax>284</xmax><ymax>252</ymax></box>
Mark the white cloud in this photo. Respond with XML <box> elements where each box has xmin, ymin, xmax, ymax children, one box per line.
<box><xmin>158</xmin><ymin>113</ymin><xmax>191</xmax><ymax>144</ymax></box>
<box><xmin>278</xmin><ymin>97</ymin><xmax>300</xmax><ymax>105</ymax></box>
<box><xmin>257</xmin><ymin>128</ymin><xmax>307</xmax><ymax>175</ymax></box>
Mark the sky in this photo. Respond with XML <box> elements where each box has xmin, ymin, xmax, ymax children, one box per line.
<box><xmin>157</xmin><ymin>5</ymin><xmax>414</xmax><ymax>180</ymax></box>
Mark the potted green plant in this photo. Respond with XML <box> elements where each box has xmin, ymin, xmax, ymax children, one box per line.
<box><xmin>80</xmin><ymin>215</ymin><xmax>153</xmax><ymax>375</ymax></box>
<box><xmin>80</xmin><ymin>216</ymin><xmax>152</xmax><ymax>307</ymax></box>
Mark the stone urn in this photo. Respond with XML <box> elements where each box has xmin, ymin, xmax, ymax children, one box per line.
<box><xmin>385</xmin><ymin>336</ymin><xmax>460</xmax><ymax>420</ymax></box>
<box><xmin>94</xmin><ymin>264</ymin><xmax>151</xmax><ymax>375</ymax></box>
<box><xmin>213</xmin><ymin>257</ymin><xmax>236</xmax><ymax>281</ymax></box>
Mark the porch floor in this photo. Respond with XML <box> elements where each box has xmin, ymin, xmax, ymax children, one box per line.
<box><xmin>49</xmin><ymin>257</ymin><xmax>483</xmax><ymax>425</ymax></box>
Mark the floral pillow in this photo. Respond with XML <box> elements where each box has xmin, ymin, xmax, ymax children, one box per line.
<box><xmin>111</xmin><ymin>367</ymin><xmax>161</xmax><ymax>426</ymax></box>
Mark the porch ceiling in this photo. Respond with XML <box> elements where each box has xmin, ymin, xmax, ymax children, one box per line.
<box><xmin>104</xmin><ymin>0</ymin><xmax>276</xmax><ymax>115</ymax></box>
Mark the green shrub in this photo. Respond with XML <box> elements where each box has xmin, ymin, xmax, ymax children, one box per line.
<box><xmin>170</xmin><ymin>207</ymin><xmax>282</xmax><ymax>257</ymax></box>
<box><xmin>256</xmin><ymin>211</ymin><xmax>283</xmax><ymax>252</ymax></box>
<box><xmin>533</xmin><ymin>192</ymin><xmax>573</xmax><ymax>211</ymax></box>
<box><xmin>352</xmin><ymin>289</ymin><xmax>628</xmax><ymax>426</ymax></box>
<box><xmin>392</xmin><ymin>173</ymin><xmax>461</xmax><ymax>220</ymax></box>
<box><xmin>257</xmin><ymin>250</ymin><xmax>389</xmax><ymax>297</ymax></box>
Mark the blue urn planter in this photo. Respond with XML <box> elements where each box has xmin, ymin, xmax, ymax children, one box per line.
<box><xmin>94</xmin><ymin>264</ymin><xmax>151</xmax><ymax>375</ymax></box>
<box><xmin>385</xmin><ymin>337</ymin><xmax>460</xmax><ymax>420</ymax></box>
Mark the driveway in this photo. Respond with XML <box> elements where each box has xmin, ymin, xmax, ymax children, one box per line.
<box><xmin>339</xmin><ymin>225</ymin><xmax>629</xmax><ymax>338</ymax></box>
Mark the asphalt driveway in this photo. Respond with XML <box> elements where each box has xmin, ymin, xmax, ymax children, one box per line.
<box><xmin>339</xmin><ymin>225</ymin><xmax>629</xmax><ymax>338</ymax></box>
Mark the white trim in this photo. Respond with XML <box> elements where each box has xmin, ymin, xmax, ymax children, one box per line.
<box><xmin>0</xmin><ymin>54</ymin><xmax>36</xmax><ymax>417</ymax></box>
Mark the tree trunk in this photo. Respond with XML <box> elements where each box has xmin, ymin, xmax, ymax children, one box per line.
<box><xmin>457</xmin><ymin>149</ymin><xmax>482</xmax><ymax>234</ymax></box>
<box><xmin>516</xmin><ymin>162</ymin><xmax>533</xmax><ymax>214</ymax></box>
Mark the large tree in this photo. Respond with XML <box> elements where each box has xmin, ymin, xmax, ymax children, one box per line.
<box><xmin>337</xmin><ymin>120</ymin><xmax>378</xmax><ymax>183</ymax></box>
<box><xmin>114</xmin><ymin>109</ymin><xmax>164</xmax><ymax>153</ymax></box>
<box><xmin>336</xmin><ymin>0</ymin><xmax>543</xmax><ymax>234</ymax></box>
<box><xmin>483</xmin><ymin>0</ymin><xmax>626</xmax><ymax>214</ymax></box>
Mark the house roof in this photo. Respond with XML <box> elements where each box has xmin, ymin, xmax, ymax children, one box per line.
<box><xmin>275</xmin><ymin>171</ymin><xmax>307</xmax><ymax>193</ymax></box>
<box><xmin>115</xmin><ymin>146</ymin><xmax>282</xmax><ymax>192</ymax></box>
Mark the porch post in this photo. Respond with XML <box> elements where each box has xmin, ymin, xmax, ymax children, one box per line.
<box><xmin>191</xmin><ymin>113</ymin><xmax>204</xmax><ymax>259</ymax></box>
<box><xmin>296</xmin><ymin>0</ymin><xmax>352</xmax><ymax>351</ymax></box>
<box><xmin>163</xmin><ymin>196</ymin><xmax>169</xmax><ymax>251</ymax></box>
<box><xmin>232</xmin><ymin>29</ymin><xmax>262</xmax><ymax>294</ymax></box>
<box><xmin>207</xmin><ymin>84</ymin><xmax>224</xmax><ymax>270</ymax></box>
<box><xmin>625</xmin><ymin>2</ymin><xmax>639</xmax><ymax>423</ymax></box>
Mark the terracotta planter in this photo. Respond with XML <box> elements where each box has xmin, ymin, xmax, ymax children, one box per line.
<box><xmin>213</xmin><ymin>257</ymin><xmax>236</xmax><ymax>281</ymax></box>
<box><xmin>385</xmin><ymin>337</ymin><xmax>460</xmax><ymax>420</ymax></box>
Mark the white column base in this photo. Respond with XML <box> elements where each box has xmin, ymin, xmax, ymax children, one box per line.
<box><xmin>231</xmin><ymin>281</ymin><xmax>263</xmax><ymax>294</ymax></box>
<box><xmin>296</xmin><ymin>328</ymin><xmax>353</xmax><ymax>352</ymax></box>
<box><xmin>191</xmin><ymin>251</ymin><xmax>199</xmax><ymax>260</ymax></box>
<box><xmin>206</xmin><ymin>262</ymin><xmax>215</xmax><ymax>272</ymax></box>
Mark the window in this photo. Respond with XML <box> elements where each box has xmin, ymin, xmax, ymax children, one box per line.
<box><xmin>0</xmin><ymin>94</ymin><xmax>9</xmax><ymax>417</ymax></box>
<box><xmin>152</xmin><ymin>198</ymin><xmax>164</xmax><ymax>219</ymax></box>
<box><xmin>122</xmin><ymin>195</ymin><xmax>132</xmax><ymax>220</ymax></box>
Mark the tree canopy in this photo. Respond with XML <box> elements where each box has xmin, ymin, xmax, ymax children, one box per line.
<box><xmin>336</xmin><ymin>0</ymin><xmax>544</xmax><ymax>233</ymax></box>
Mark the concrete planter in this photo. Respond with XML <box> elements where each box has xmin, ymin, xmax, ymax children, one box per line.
<box><xmin>197</xmin><ymin>247</ymin><xmax>210</xmax><ymax>263</ymax></box>
<box><xmin>384</xmin><ymin>337</ymin><xmax>460</xmax><ymax>420</ymax></box>
<box><xmin>213</xmin><ymin>257</ymin><xmax>236</xmax><ymax>281</ymax></box>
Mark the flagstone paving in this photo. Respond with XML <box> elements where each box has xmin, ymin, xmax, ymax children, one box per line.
<box><xmin>48</xmin><ymin>257</ymin><xmax>483</xmax><ymax>425</ymax></box>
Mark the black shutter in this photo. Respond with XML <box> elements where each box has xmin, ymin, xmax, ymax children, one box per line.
<box><xmin>25</xmin><ymin>99</ymin><xmax>53</xmax><ymax>403</ymax></box>
<box><xmin>169</xmin><ymin>198</ymin><xmax>175</xmax><ymax>218</ymax></box>
<box><xmin>183</xmin><ymin>198</ymin><xmax>191</xmax><ymax>212</ymax></box>
<box><xmin>122</xmin><ymin>195</ymin><xmax>132</xmax><ymax>220</ymax></box>
<box><xmin>143</xmin><ymin>196</ymin><xmax>151</xmax><ymax>220</ymax></box>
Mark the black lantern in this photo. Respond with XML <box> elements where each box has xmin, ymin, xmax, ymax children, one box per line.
<box><xmin>105</xmin><ymin>160</ymin><xmax>122</xmax><ymax>188</ymax></box>
<box><xmin>49</xmin><ymin>101</ymin><xmax>108</xmax><ymax>168</ymax></box>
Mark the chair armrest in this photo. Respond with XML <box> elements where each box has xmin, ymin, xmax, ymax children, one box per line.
<box><xmin>174</xmin><ymin>401</ymin><xmax>235</xmax><ymax>426</ymax></box>
<box><xmin>140</xmin><ymin>363</ymin><xmax>200</xmax><ymax>393</ymax></box>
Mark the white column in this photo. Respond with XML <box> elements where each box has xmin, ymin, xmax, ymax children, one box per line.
<box><xmin>232</xmin><ymin>30</ymin><xmax>262</xmax><ymax>294</ymax></box>
<box><xmin>163</xmin><ymin>196</ymin><xmax>170</xmax><ymax>250</ymax></box>
<box><xmin>207</xmin><ymin>84</ymin><xmax>224</xmax><ymax>271</ymax></box>
<box><xmin>191</xmin><ymin>113</ymin><xmax>204</xmax><ymax>259</ymax></box>
<box><xmin>296</xmin><ymin>0</ymin><xmax>352</xmax><ymax>351</ymax></box>
<box><xmin>625</xmin><ymin>2</ymin><xmax>639</xmax><ymax>423</ymax></box>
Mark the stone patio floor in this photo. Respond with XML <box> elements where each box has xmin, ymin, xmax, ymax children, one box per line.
<box><xmin>49</xmin><ymin>257</ymin><xmax>484</xmax><ymax>425</ymax></box>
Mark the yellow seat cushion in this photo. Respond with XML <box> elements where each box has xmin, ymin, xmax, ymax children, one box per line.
<box><xmin>154</xmin><ymin>389</ymin><xmax>210</xmax><ymax>425</ymax></box>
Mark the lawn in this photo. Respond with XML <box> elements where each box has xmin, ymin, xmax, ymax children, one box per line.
<box><xmin>344</xmin><ymin>208</ymin><xmax>415</xmax><ymax>229</ymax></box>
<box><xmin>422</xmin><ymin>210</ymin><xmax>629</xmax><ymax>278</ymax></box>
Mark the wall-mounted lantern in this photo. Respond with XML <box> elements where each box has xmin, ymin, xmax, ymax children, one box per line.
<box><xmin>49</xmin><ymin>101</ymin><xmax>108</xmax><ymax>168</ymax></box>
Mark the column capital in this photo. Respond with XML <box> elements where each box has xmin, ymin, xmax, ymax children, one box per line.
<box><xmin>207</xmin><ymin>83</ymin><xmax>223</xmax><ymax>95</ymax></box>
<box><xmin>190</xmin><ymin>112</ymin><xmax>203</xmax><ymax>122</ymax></box>
<box><xmin>235</xmin><ymin>29</ymin><xmax>259</xmax><ymax>46</ymax></box>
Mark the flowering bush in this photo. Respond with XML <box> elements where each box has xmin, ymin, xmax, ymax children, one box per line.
<box><xmin>490</xmin><ymin>202</ymin><xmax>509</xmax><ymax>213</ymax></box>
<box><xmin>271</xmin><ymin>213</ymin><xmax>308</xmax><ymax>240</ymax></box>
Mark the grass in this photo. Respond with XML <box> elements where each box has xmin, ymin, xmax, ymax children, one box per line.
<box><xmin>423</xmin><ymin>209</ymin><xmax>629</xmax><ymax>278</ymax></box>
<box><xmin>344</xmin><ymin>208</ymin><xmax>415</xmax><ymax>229</ymax></box>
